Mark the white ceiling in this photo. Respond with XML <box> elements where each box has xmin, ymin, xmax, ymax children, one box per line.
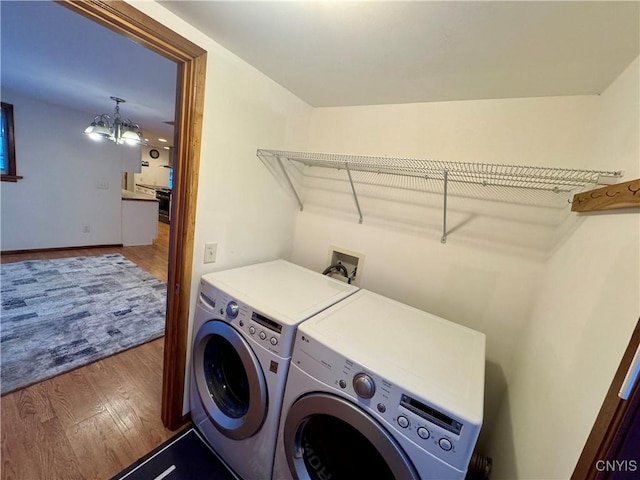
<box><xmin>1</xmin><ymin>0</ymin><xmax>638</xmax><ymax>144</ymax></box>
<box><xmin>1</xmin><ymin>0</ymin><xmax>177</xmax><ymax>147</ymax></box>
<box><xmin>159</xmin><ymin>0</ymin><xmax>639</xmax><ymax>107</ymax></box>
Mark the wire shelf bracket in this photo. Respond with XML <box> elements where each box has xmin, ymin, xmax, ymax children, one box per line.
<box><xmin>442</xmin><ymin>170</ymin><xmax>448</xmax><ymax>243</ymax></box>
<box><xmin>257</xmin><ymin>149</ymin><xmax>624</xmax><ymax>242</ymax></box>
<box><xmin>276</xmin><ymin>156</ymin><xmax>303</xmax><ymax>211</ymax></box>
<box><xmin>345</xmin><ymin>162</ymin><xmax>363</xmax><ymax>224</ymax></box>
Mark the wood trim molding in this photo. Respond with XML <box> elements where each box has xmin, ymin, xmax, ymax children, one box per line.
<box><xmin>1</xmin><ymin>101</ymin><xmax>19</xmax><ymax>180</ymax></box>
<box><xmin>1</xmin><ymin>244</ymin><xmax>123</xmax><ymax>255</ymax></box>
<box><xmin>162</xmin><ymin>52</ymin><xmax>206</xmax><ymax>429</ymax></box>
<box><xmin>0</xmin><ymin>175</ymin><xmax>24</xmax><ymax>183</ymax></box>
<box><xmin>56</xmin><ymin>0</ymin><xmax>204</xmax><ymax>62</ymax></box>
<box><xmin>572</xmin><ymin>318</ymin><xmax>640</xmax><ymax>479</ymax></box>
<box><xmin>57</xmin><ymin>0</ymin><xmax>207</xmax><ymax>430</ymax></box>
<box><xmin>571</xmin><ymin>178</ymin><xmax>640</xmax><ymax>213</ymax></box>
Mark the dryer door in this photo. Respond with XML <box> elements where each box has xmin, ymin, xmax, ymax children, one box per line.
<box><xmin>283</xmin><ymin>393</ymin><xmax>419</xmax><ymax>479</ymax></box>
<box><xmin>193</xmin><ymin>320</ymin><xmax>267</xmax><ymax>440</ymax></box>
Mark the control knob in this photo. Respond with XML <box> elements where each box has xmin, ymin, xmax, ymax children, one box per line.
<box><xmin>353</xmin><ymin>373</ymin><xmax>376</xmax><ymax>399</ymax></box>
<box><xmin>226</xmin><ymin>301</ymin><xmax>239</xmax><ymax>319</ymax></box>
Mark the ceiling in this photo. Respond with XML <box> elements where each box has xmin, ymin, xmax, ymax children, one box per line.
<box><xmin>160</xmin><ymin>0</ymin><xmax>639</xmax><ymax>107</ymax></box>
<box><xmin>1</xmin><ymin>1</ymin><xmax>638</xmax><ymax>144</ymax></box>
<box><xmin>0</xmin><ymin>0</ymin><xmax>177</xmax><ymax>147</ymax></box>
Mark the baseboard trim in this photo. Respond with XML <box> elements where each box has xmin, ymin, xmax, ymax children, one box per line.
<box><xmin>1</xmin><ymin>244</ymin><xmax>123</xmax><ymax>255</ymax></box>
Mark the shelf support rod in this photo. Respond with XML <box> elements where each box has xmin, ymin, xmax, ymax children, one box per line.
<box><xmin>277</xmin><ymin>157</ymin><xmax>303</xmax><ymax>211</ymax></box>
<box><xmin>442</xmin><ymin>170</ymin><xmax>448</xmax><ymax>243</ymax></box>
<box><xmin>345</xmin><ymin>163</ymin><xmax>363</xmax><ymax>224</ymax></box>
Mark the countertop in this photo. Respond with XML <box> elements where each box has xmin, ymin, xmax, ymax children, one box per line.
<box><xmin>136</xmin><ymin>183</ymin><xmax>171</xmax><ymax>193</ymax></box>
<box><xmin>122</xmin><ymin>189</ymin><xmax>158</xmax><ymax>202</ymax></box>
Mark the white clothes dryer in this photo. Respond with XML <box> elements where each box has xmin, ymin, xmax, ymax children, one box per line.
<box><xmin>273</xmin><ymin>290</ymin><xmax>485</xmax><ymax>480</ymax></box>
<box><xmin>190</xmin><ymin>260</ymin><xmax>358</xmax><ymax>480</ymax></box>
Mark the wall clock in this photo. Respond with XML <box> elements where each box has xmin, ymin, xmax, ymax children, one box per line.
<box><xmin>149</xmin><ymin>149</ymin><xmax>160</xmax><ymax>159</ymax></box>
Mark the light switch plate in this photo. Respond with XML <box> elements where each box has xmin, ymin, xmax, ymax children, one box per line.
<box><xmin>204</xmin><ymin>242</ymin><xmax>217</xmax><ymax>264</ymax></box>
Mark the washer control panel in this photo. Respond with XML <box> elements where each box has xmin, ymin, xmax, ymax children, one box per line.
<box><xmin>291</xmin><ymin>335</ymin><xmax>481</xmax><ymax>471</ymax></box>
<box><xmin>197</xmin><ymin>281</ymin><xmax>284</xmax><ymax>355</ymax></box>
<box><xmin>230</xmin><ymin>301</ymin><xmax>282</xmax><ymax>354</ymax></box>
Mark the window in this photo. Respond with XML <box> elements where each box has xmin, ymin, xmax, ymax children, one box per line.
<box><xmin>1</xmin><ymin>102</ymin><xmax>21</xmax><ymax>182</ymax></box>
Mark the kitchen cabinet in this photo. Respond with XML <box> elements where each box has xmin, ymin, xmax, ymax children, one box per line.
<box><xmin>121</xmin><ymin>189</ymin><xmax>159</xmax><ymax>246</ymax></box>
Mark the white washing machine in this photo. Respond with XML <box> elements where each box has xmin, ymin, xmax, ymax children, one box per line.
<box><xmin>273</xmin><ymin>290</ymin><xmax>485</xmax><ymax>480</ymax></box>
<box><xmin>190</xmin><ymin>259</ymin><xmax>358</xmax><ymax>480</ymax></box>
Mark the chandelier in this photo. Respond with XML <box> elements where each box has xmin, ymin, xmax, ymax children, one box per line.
<box><xmin>83</xmin><ymin>96</ymin><xmax>144</xmax><ymax>145</ymax></box>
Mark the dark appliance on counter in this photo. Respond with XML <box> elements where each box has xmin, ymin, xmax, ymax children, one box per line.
<box><xmin>156</xmin><ymin>188</ymin><xmax>171</xmax><ymax>224</ymax></box>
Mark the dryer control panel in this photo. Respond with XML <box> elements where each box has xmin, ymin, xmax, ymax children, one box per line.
<box><xmin>292</xmin><ymin>335</ymin><xmax>482</xmax><ymax>471</ymax></box>
<box><xmin>340</xmin><ymin>362</ymin><xmax>473</xmax><ymax>471</ymax></box>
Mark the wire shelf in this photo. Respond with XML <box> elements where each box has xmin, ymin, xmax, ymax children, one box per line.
<box><xmin>257</xmin><ymin>149</ymin><xmax>624</xmax><ymax>242</ymax></box>
<box><xmin>258</xmin><ymin>149</ymin><xmax>622</xmax><ymax>192</ymax></box>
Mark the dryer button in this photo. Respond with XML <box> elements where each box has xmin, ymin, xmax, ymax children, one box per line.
<box><xmin>439</xmin><ymin>438</ymin><xmax>453</xmax><ymax>451</ymax></box>
<box><xmin>249</xmin><ymin>326</ymin><xmax>256</xmax><ymax>335</ymax></box>
<box><xmin>377</xmin><ymin>403</ymin><xmax>386</xmax><ymax>413</ymax></box>
<box><xmin>259</xmin><ymin>331</ymin><xmax>267</xmax><ymax>340</ymax></box>
<box><xmin>339</xmin><ymin>380</ymin><xmax>347</xmax><ymax>389</ymax></box>
<box><xmin>270</xmin><ymin>337</ymin><xmax>278</xmax><ymax>345</ymax></box>
<box><xmin>397</xmin><ymin>416</ymin><xmax>409</xmax><ymax>428</ymax></box>
<box><xmin>417</xmin><ymin>427</ymin><xmax>430</xmax><ymax>440</ymax></box>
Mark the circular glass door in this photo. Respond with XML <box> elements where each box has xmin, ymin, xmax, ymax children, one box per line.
<box><xmin>194</xmin><ymin>320</ymin><xmax>267</xmax><ymax>440</ymax></box>
<box><xmin>284</xmin><ymin>393</ymin><xmax>418</xmax><ymax>479</ymax></box>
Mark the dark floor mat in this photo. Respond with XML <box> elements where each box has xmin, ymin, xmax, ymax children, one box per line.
<box><xmin>112</xmin><ymin>428</ymin><xmax>238</xmax><ymax>480</ymax></box>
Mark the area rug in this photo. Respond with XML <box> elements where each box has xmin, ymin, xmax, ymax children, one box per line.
<box><xmin>0</xmin><ymin>253</ymin><xmax>166</xmax><ymax>394</ymax></box>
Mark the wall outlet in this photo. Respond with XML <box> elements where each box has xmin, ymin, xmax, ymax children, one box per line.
<box><xmin>82</xmin><ymin>225</ymin><xmax>90</xmax><ymax>233</ymax></box>
<box><xmin>97</xmin><ymin>180</ymin><xmax>110</xmax><ymax>190</ymax></box>
<box><xmin>204</xmin><ymin>242</ymin><xmax>217</xmax><ymax>264</ymax></box>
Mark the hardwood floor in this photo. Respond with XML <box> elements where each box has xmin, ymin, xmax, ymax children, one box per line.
<box><xmin>0</xmin><ymin>221</ymin><xmax>170</xmax><ymax>283</ymax></box>
<box><xmin>1</xmin><ymin>222</ymin><xmax>176</xmax><ymax>480</ymax></box>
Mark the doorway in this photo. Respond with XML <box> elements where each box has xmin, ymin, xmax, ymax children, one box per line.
<box><xmin>59</xmin><ymin>0</ymin><xmax>207</xmax><ymax>430</ymax></box>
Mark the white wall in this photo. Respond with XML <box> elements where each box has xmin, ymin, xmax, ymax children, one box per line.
<box><xmin>0</xmin><ymin>89</ymin><xmax>125</xmax><ymax>250</ymax></box>
<box><xmin>129</xmin><ymin>2</ymin><xmax>638</xmax><ymax>453</ymax></box>
<box><xmin>126</xmin><ymin>1</ymin><xmax>313</xmax><ymax>414</ymax></box>
<box><xmin>487</xmin><ymin>57</ymin><xmax>640</xmax><ymax>480</ymax></box>
<box><xmin>293</xmin><ymin>94</ymin><xmax>604</xmax><ymax>451</ymax></box>
<box><xmin>307</xmin><ymin>96</ymin><xmax>599</xmax><ymax>167</ymax></box>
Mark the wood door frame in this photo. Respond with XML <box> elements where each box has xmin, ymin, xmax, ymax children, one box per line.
<box><xmin>572</xmin><ymin>318</ymin><xmax>640</xmax><ymax>479</ymax></box>
<box><xmin>57</xmin><ymin>0</ymin><xmax>206</xmax><ymax>430</ymax></box>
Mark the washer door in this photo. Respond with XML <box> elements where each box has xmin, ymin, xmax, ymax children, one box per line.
<box><xmin>283</xmin><ymin>393</ymin><xmax>419</xmax><ymax>479</ymax></box>
<box><xmin>193</xmin><ymin>320</ymin><xmax>267</xmax><ymax>440</ymax></box>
